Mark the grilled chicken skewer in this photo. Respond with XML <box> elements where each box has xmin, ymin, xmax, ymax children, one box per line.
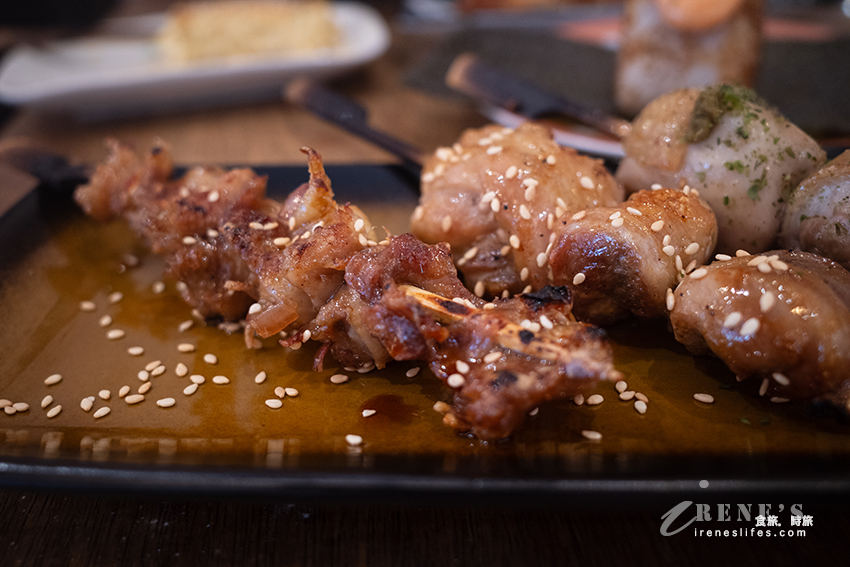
<box><xmin>74</xmin><ymin>140</ymin><xmax>619</xmax><ymax>440</ymax></box>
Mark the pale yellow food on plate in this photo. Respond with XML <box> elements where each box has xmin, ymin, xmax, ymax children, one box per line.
<box><xmin>158</xmin><ymin>0</ymin><xmax>340</xmax><ymax>62</ymax></box>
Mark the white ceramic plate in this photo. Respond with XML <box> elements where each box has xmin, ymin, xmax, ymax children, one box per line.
<box><xmin>0</xmin><ymin>2</ymin><xmax>391</xmax><ymax>118</ymax></box>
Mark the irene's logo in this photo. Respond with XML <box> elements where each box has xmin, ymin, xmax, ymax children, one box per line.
<box><xmin>660</xmin><ymin>501</ymin><xmax>811</xmax><ymax>537</ymax></box>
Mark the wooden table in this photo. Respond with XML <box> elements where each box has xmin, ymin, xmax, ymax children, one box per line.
<box><xmin>2</xmin><ymin>19</ymin><xmax>850</xmax><ymax>567</ymax></box>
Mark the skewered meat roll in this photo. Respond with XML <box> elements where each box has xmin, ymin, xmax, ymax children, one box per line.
<box><xmin>411</xmin><ymin>122</ymin><xmax>624</xmax><ymax>299</ymax></box>
<box><xmin>549</xmin><ymin>187</ymin><xmax>716</xmax><ymax>324</ymax></box>
<box><xmin>616</xmin><ymin>85</ymin><xmax>826</xmax><ymax>254</ymax></box>
<box><xmin>412</xmin><ymin>122</ymin><xmax>718</xmax><ymax>324</ymax></box>
<box><xmin>75</xmin><ymin>140</ymin><xmax>619</xmax><ymax>440</ymax></box>
<box><xmin>779</xmin><ymin>150</ymin><xmax>850</xmax><ymax>271</ymax></box>
<box><xmin>669</xmin><ymin>250</ymin><xmax>850</xmax><ymax>410</ymax></box>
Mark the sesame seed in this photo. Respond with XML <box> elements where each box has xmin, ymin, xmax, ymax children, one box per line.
<box><xmin>581</xmin><ymin>430</ymin><xmax>602</xmax><ymax>441</ymax></box>
<box><xmin>579</xmin><ymin>176</ymin><xmax>595</xmax><ymax>189</ymax></box>
<box><xmin>675</xmin><ymin>255</ymin><xmax>683</xmax><ymax>272</ymax></box>
<box><xmin>183</xmin><ymin>383</ymin><xmax>199</xmax><ymax>395</ymax></box>
<box><xmin>528</xmin><ymin>407</ymin><xmax>539</xmax><ymax>416</ymax></box>
<box><xmin>93</xmin><ymin>407</ymin><xmax>110</xmax><ymax>419</ymax></box>
<box><xmin>447</xmin><ymin>374</ymin><xmax>465</xmax><ymax>388</ymax></box>
<box><xmin>723</xmin><ymin>312</ymin><xmax>742</xmax><ymax>327</ymax></box>
<box><xmin>106</xmin><ymin>329</ymin><xmax>125</xmax><ymax>340</ymax></box>
<box><xmin>634</xmin><ymin>400</ymin><xmax>647</xmax><ymax>414</ymax></box>
<box><xmin>663</xmin><ymin>235</ymin><xmax>671</xmax><ymax>246</ymax></box>
<box><xmin>178</xmin><ymin>343</ymin><xmax>195</xmax><ymax>353</ymax></box>
<box><xmin>619</xmin><ymin>390</ymin><xmax>635</xmax><ymax>401</ymax></box>
<box><xmin>406</xmin><ymin>367</ymin><xmax>421</xmax><ymax>378</ymax></box>
<box><xmin>190</xmin><ymin>375</ymin><xmax>205</xmax><ymax>384</ymax></box>
<box><xmin>483</xmin><ymin>352</ymin><xmax>501</xmax><ymax>364</ymax></box>
<box><xmin>572</xmin><ymin>273</ymin><xmax>586</xmax><ymax>285</ymax></box>
<box><xmin>422</xmin><ymin>172</ymin><xmax>435</xmax><ymax>183</ymax></box>
<box><xmin>80</xmin><ymin>300</ymin><xmax>96</xmax><ymax>312</ymax></box>
<box><xmin>486</xmin><ymin>145</ymin><xmax>502</xmax><ymax>155</ymax></box>
<box><xmin>461</xmin><ymin>247</ymin><xmax>478</xmax><ymax>262</ymax></box>
<box><xmin>519</xmin><ymin>204</ymin><xmax>531</xmax><ymax>220</ymax></box>
<box><xmin>759</xmin><ymin>292</ymin><xmax>776</xmax><ymax>313</ymax></box>
<box><xmin>127</xmin><ymin>346</ymin><xmax>144</xmax><ymax>356</ymax></box>
<box><xmin>288</xmin><ymin>217</ymin><xmax>297</xmax><ymax>231</ymax></box>
<box><xmin>265</xmin><ymin>399</ymin><xmax>283</xmax><ymax>409</ymax></box>
<box><xmin>182</xmin><ymin>236</ymin><xmax>197</xmax><ymax>245</ymax></box>
<box><xmin>118</xmin><ymin>386</ymin><xmax>130</xmax><ymax>398</ymax></box>
<box><xmin>685</xmin><ymin>243</ymin><xmax>700</xmax><ymax>255</ymax></box>
<box><xmin>248</xmin><ymin>302</ymin><xmax>262</xmax><ymax>315</ymax></box>
<box><xmin>263</xmin><ymin>221</ymin><xmax>279</xmax><ymax>231</ymax></box>
<box><xmin>694</xmin><ymin>393</ymin><xmax>714</xmax><ymax>404</ymax></box>
<box><xmin>573</xmin><ymin>394</ymin><xmax>585</xmax><ymax>406</ymax></box>
<box><xmin>666</xmin><ymin>288</ymin><xmax>675</xmax><ymax>311</ymax></box>
<box><xmin>474</xmin><ymin>281</ymin><xmax>485</xmax><ymax>297</ymax></box>
<box><xmin>770</xmin><ymin>259</ymin><xmax>789</xmax><ymax>272</ymax></box>
<box><xmin>571</xmin><ymin>210</ymin><xmax>586</xmax><ymax>221</ymax></box>
<box><xmin>481</xmin><ymin>191</ymin><xmax>496</xmax><ymax>204</ymax></box>
<box><xmin>207</xmin><ymin>229</ymin><xmax>219</xmax><ymax>238</ymax></box>
<box><xmin>519</xmin><ymin>267</ymin><xmax>529</xmax><ymax>281</ymax></box>
<box><xmin>138</xmin><ymin>370</ymin><xmax>150</xmax><ymax>381</ymax></box>
<box><xmin>685</xmin><ymin>260</ymin><xmax>697</xmax><ymax>273</ymax></box>
<box><xmin>715</xmin><ymin>254</ymin><xmax>732</xmax><ymax>261</ymax></box>
<box><xmin>490</xmin><ymin>198</ymin><xmax>501</xmax><ymax>213</ymax></box>
<box><xmin>539</xmin><ymin>315</ymin><xmax>554</xmax><ymax>330</ymax></box>
<box><xmin>650</xmin><ymin>183</ymin><xmax>662</xmax><ymax>190</ymax></box>
<box><xmin>509</xmin><ymin>235</ymin><xmax>521</xmax><ymax>249</ymax></box>
<box><xmin>99</xmin><ymin>315</ymin><xmax>112</xmax><ymax>327</ymax></box>
<box><xmin>273</xmin><ymin>236</ymin><xmax>291</xmax><ymax>247</ymax></box>
<box><xmin>98</xmin><ymin>390</ymin><xmax>110</xmax><ymax>400</ymax></box>
<box><xmin>156</xmin><ymin>397</ymin><xmax>175</xmax><ymax>408</ymax></box>
<box><xmin>747</xmin><ymin>256</ymin><xmax>767</xmax><ymax>266</ymax></box>
<box><xmin>522</xmin><ymin>285</ymin><xmax>532</xmax><ymax>294</ymax></box>
<box><xmin>208</xmin><ymin>190</ymin><xmax>220</xmax><ymax>203</ymax></box>
<box><xmin>524</xmin><ymin>186</ymin><xmax>536</xmax><ymax>201</ymax></box>
<box><xmin>41</xmin><ymin>395</ymin><xmax>53</xmax><ymax>409</ymax></box>
<box><xmin>770</xmin><ymin>397</ymin><xmax>790</xmax><ymax>404</ymax></box>
<box><xmin>123</xmin><ymin>254</ymin><xmax>139</xmax><ymax>267</ymax></box>
<box><xmin>757</xmin><ymin>262</ymin><xmax>772</xmax><ymax>274</ymax></box>
<box><xmin>46</xmin><ymin>405</ymin><xmax>62</xmax><ymax>418</ymax></box>
<box><xmin>330</xmin><ymin>374</ymin><xmax>349</xmax><ymax>384</ymax></box>
<box><xmin>635</xmin><ymin>393</ymin><xmax>649</xmax><ymax>403</ymax></box>
<box><xmin>212</xmin><ymin>375</ymin><xmax>230</xmax><ymax>385</ymax></box>
<box><xmin>615</xmin><ymin>381</ymin><xmax>628</xmax><ymax>393</ymax></box>
<box><xmin>536</xmin><ymin>252</ymin><xmax>548</xmax><ymax>267</ymax></box>
<box><xmin>3</xmin><ymin>406</ymin><xmax>15</xmax><ymax>415</ymax></box>
<box><xmin>505</xmin><ymin>166</ymin><xmax>518</xmax><ymax>179</ymax></box>
<box><xmin>739</xmin><ymin>318</ymin><xmax>760</xmax><ymax>336</ymax></box>
<box><xmin>362</xmin><ymin>409</ymin><xmax>376</xmax><ymax>417</ymax></box>
<box><xmin>456</xmin><ymin>361</ymin><xmax>470</xmax><ymax>374</ymax></box>
<box><xmin>151</xmin><ymin>365</ymin><xmax>166</xmax><ymax>377</ymax></box>
<box><xmin>284</xmin><ymin>387</ymin><xmax>299</xmax><ymax>397</ymax></box>
<box><xmin>175</xmin><ymin>363</ymin><xmax>189</xmax><ymax>377</ymax></box>
<box><xmin>609</xmin><ymin>211</ymin><xmax>622</xmax><ymax>220</ymax></box>
<box><xmin>690</xmin><ymin>268</ymin><xmax>708</xmax><ymax>280</ymax></box>
<box><xmin>254</xmin><ymin>371</ymin><xmax>267</xmax><ymax>384</ymax></box>
<box><xmin>626</xmin><ymin>207</ymin><xmax>642</xmax><ymax>216</ymax></box>
<box><xmin>442</xmin><ymin>215</ymin><xmax>453</xmax><ymax>232</ymax></box>
<box><xmin>358</xmin><ymin>234</ymin><xmax>368</xmax><ymax>247</ymax></box>
<box><xmin>345</xmin><ymin>434</ymin><xmax>363</xmax><ymax>447</ymax></box>
<box><xmin>125</xmin><ymin>394</ymin><xmax>145</xmax><ymax>405</ymax></box>
<box><xmin>138</xmin><ymin>382</ymin><xmax>152</xmax><ymax>394</ymax></box>
<box><xmin>44</xmin><ymin>374</ymin><xmax>62</xmax><ymax>386</ymax></box>
<box><xmin>759</xmin><ymin>378</ymin><xmax>769</xmax><ymax>396</ymax></box>
<box><xmin>611</xmin><ymin>217</ymin><xmax>624</xmax><ymax>228</ymax></box>
<box><xmin>203</xmin><ymin>353</ymin><xmax>218</xmax><ymax>365</ymax></box>
<box><xmin>586</xmin><ymin>394</ymin><xmax>604</xmax><ymax>405</ymax></box>
<box><xmin>772</xmin><ymin>372</ymin><xmax>790</xmax><ymax>386</ymax></box>
<box><xmin>500</xmin><ymin>244</ymin><xmax>511</xmax><ymax>256</ymax></box>
<box><xmin>662</xmin><ymin>245</ymin><xmax>675</xmax><ymax>257</ymax></box>
<box><xmin>651</xmin><ymin>220</ymin><xmax>664</xmax><ymax>232</ymax></box>
<box><xmin>546</xmin><ymin>155</ymin><xmax>556</xmax><ymax>165</ymax></box>
<box><xmin>354</xmin><ymin>218</ymin><xmax>365</xmax><ymax>232</ymax></box>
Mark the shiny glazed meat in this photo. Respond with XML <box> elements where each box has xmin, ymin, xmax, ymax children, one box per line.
<box><xmin>549</xmin><ymin>187</ymin><xmax>717</xmax><ymax>324</ymax></box>
<box><xmin>670</xmin><ymin>250</ymin><xmax>850</xmax><ymax>410</ymax></box>
<box><xmin>411</xmin><ymin>122</ymin><xmax>624</xmax><ymax>299</ymax></box>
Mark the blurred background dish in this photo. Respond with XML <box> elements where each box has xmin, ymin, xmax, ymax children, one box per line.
<box><xmin>0</xmin><ymin>1</ymin><xmax>390</xmax><ymax>119</ymax></box>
